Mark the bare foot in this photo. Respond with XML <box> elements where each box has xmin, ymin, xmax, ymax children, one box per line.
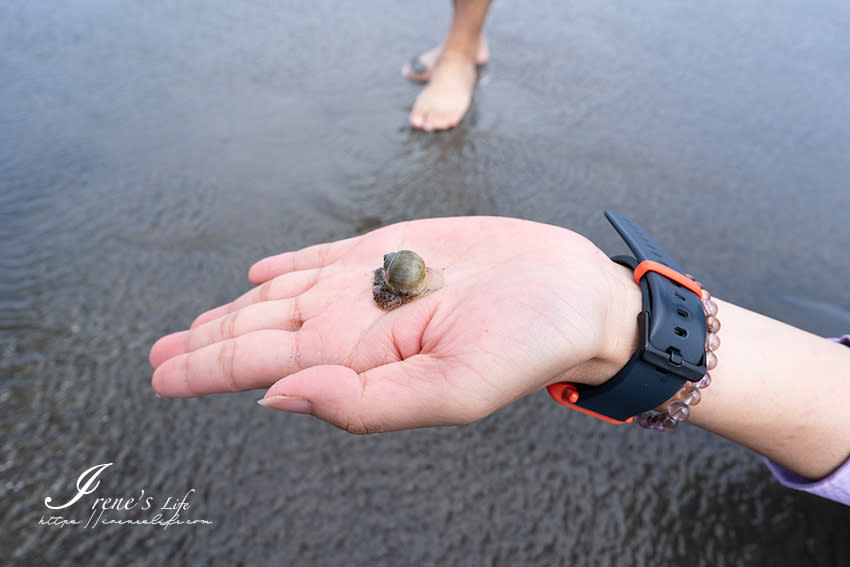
<box><xmin>401</xmin><ymin>38</ymin><xmax>489</xmax><ymax>83</ymax></box>
<box><xmin>408</xmin><ymin>50</ymin><xmax>479</xmax><ymax>131</ymax></box>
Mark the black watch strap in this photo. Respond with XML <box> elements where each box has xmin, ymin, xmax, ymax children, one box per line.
<box><xmin>604</xmin><ymin>211</ymin><xmax>684</xmax><ymax>273</ymax></box>
<box><xmin>548</xmin><ymin>211</ymin><xmax>708</xmax><ymax>423</ymax></box>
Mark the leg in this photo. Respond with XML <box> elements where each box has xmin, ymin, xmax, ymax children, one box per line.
<box><xmin>401</xmin><ymin>39</ymin><xmax>489</xmax><ymax>84</ymax></box>
<box><xmin>408</xmin><ymin>0</ymin><xmax>493</xmax><ymax>131</ymax></box>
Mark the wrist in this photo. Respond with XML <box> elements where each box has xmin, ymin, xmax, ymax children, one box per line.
<box><xmin>553</xmin><ymin>261</ymin><xmax>642</xmax><ymax>388</ymax></box>
<box><xmin>598</xmin><ymin>262</ymin><xmax>644</xmax><ymax>381</ymax></box>
<box><xmin>546</xmin><ymin>212</ymin><xmax>715</xmax><ymax>426</ymax></box>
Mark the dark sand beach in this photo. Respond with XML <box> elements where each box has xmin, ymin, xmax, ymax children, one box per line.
<box><xmin>3</xmin><ymin>1</ymin><xmax>849</xmax><ymax>564</ymax></box>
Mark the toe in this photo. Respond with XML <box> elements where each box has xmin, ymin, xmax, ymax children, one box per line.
<box><xmin>402</xmin><ymin>62</ymin><xmax>430</xmax><ymax>83</ymax></box>
<box><xmin>426</xmin><ymin>110</ymin><xmax>460</xmax><ymax>132</ymax></box>
<box><xmin>409</xmin><ymin>109</ymin><xmax>426</xmax><ymax>130</ymax></box>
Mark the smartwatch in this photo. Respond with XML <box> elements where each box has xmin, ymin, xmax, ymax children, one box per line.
<box><xmin>547</xmin><ymin>211</ymin><xmax>708</xmax><ymax>423</ymax></box>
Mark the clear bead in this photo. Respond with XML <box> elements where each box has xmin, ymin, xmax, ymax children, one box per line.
<box><xmin>645</xmin><ymin>413</ymin><xmax>667</xmax><ymax>431</ymax></box>
<box><xmin>706</xmin><ymin>332</ymin><xmax>720</xmax><ymax>352</ymax></box>
<box><xmin>696</xmin><ymin>373</ymin><xmax>712</xmax><ymax>389</ymax></box>
<box><xmin>667</xmin><ymin>401</ymin><xmax>691</xmax><ymax>422</ymax></box>
<box><xmin>682</xmin><ymin>386</ymin><xmax>702</xmax><ymax>406</ymax></box>
<box><xmin>701</xmin><ymin>289</ymin><xmax>711</xmax><ymax>301</ymax></box>
<box><xmin>660</xmin><ymin>414</ymin><xmax>679</xmax><ymax>430</ymax></box>
<box><xmin>706</xmin><ymin>315</ymin><xmax>721</xmax><ymax>333</ymax></box>
<box><xmin>637</xmin><ymin>412</ymin><xmax>663</xmax><ymax>430</ymax></box>
<box><xmin>706</xmin><ymin>350</ymin><xmax>718</xmax><ymax>370</ymax></box>
<box><xmin>702</xmin><ymin>298</ymin><xmax>718</xmax><ymax>316</ymax></box>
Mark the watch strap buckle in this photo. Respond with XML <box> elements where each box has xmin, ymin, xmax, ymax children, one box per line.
<box><xmin>546</xmin><ymin>382</ymin><xmax>635</xmax><ymax>425</ymax></box>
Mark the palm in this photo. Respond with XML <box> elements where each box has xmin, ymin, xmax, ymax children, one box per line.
<box><xmin>150</xmin><ymin>217</ymin><xmax>618</xmax><ymax>432</ymax></box>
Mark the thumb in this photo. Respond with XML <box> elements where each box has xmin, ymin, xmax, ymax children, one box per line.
<box><xmin>256</xmin><ymin>360</ymin><xmax>489</xmax><ymax>434</ymax></box>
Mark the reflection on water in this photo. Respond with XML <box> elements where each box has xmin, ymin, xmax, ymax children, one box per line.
<box><xmin>3</xmin><ymin>0</ymin><xmax>849</xmax><ymax>565</ymax></box>
<box><xmin>756</xmin><ymin>293</ymin><xmax>850</xmax><ymax>338</ymax></box>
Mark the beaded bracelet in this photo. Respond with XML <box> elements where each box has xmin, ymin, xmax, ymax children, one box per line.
<box><xmin>635</xmin><ymin>284</ymin><xmax>720</xmax><ymax>431</ymax></box>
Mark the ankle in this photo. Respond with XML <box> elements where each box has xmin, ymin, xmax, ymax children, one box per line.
<box><xmin>441</xmin><ymin>33</ymin><xmax>482</xmax><ymax>63</ymax></box>
<box><xmin>435</xmin><ymin>46</ymin><xmax>479</xmax><ymax>68</ymax></box>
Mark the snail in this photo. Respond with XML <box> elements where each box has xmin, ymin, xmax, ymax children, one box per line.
<box><xmin>382</xmin><ymin>250</ymin><xmax>427</xmax><ymax>295</ymax></box>
<box><xmin>372</xmin><ymin>250</ymin><xmax>443</xmax><ymax>310</ymax></box>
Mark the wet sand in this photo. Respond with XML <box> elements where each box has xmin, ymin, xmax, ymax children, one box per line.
<box><xmin>2</xmin><ymin>0</ymin><xmax>849</xmax><ymax>565</ymax></box>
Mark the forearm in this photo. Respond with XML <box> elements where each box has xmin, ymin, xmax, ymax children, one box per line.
<box><xmin>582</xmin><ymin>263</ymin><xmax>850</xmax><ymax>480</ymax></box>
<box><xmin>688</xmin><ymin>300</ymin><xmax>850</xmax><ymax>480</ymax></box>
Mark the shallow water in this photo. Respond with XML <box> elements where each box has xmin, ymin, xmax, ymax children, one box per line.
<box><xmin>2</xmin><ymin>0</ymin><xmax>849</xmax><ymax>565</ymax></box>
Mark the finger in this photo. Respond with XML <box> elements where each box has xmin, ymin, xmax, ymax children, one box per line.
<box><xmin>248</xmin><ymin>237</ymin><xmax>359</xmax><ymax>285</ymax></box>
<box><xmin>152</xmin><ymin>329</ymin><xmax>316</xmax><ymax>397</ymax></box>
<box><xmin>258</xmin><ymin>358</ymin><xmax>494</xmax><ymax>433</ymax></box>
<box><xmin>190</xmin><ymin>268</ymin><xmax>322</xmax><ymax>329</ymax></box>
<box><xmin>186</xmin><ymin>298</ymin><xmax>309</xmax><ymax>352</ymax></box>
<box><xmin>151</xmin><ymin>297</ymin><xmax>308</xmax><ymax>369</ymax></box>
<box><xmin>191</xmin><ymin>304</ymin><xmax>231</xmax><ymax>329</ymax></box>
<box><xmin>150</xmin><ymin>330</ymin><xmax>190</xmax><ymax>369</ymax></box>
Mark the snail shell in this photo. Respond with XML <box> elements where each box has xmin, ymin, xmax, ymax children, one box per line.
<box><xmin>383</xmin><ymin>250</ymin><xmax>426</xmax><ymax>295</ymax></box>
<box><xmin>372</xmin><ymin>249</ymin><xmax>442</xmax><ymax>311</ymax></box>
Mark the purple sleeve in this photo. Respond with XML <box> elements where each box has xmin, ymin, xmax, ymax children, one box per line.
<box><xmin>764</xmin><ymin>335</ymin><xmax>850</xmax><ymax>505</ymax></box>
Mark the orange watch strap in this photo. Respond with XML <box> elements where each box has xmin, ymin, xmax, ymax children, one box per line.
<box><xmin>633</xmin><ymin>260</ymin><xmax>702</xmax><ymax>298</ymax></box>
<box><xmin>546</xmin><ymin>383</ymin><xmax>635</xmax><ymax>425</ymax></box>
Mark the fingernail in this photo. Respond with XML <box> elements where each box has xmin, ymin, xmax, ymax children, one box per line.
<box><xmin>257</xmin><ymin>395</ymin><xmax>312</xmax><ymax>415</ymax></box>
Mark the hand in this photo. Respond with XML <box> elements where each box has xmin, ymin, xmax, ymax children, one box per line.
<box><xmin>150</xmin><ymin>217</ymin><xmax>641</xmax><ymax>433</ymax></box>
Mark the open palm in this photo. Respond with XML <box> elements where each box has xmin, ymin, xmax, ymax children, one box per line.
<box><xmin>150</xmin><ymin>217</ymin><xmax>633</xmax><ymax>433</ymax></box>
